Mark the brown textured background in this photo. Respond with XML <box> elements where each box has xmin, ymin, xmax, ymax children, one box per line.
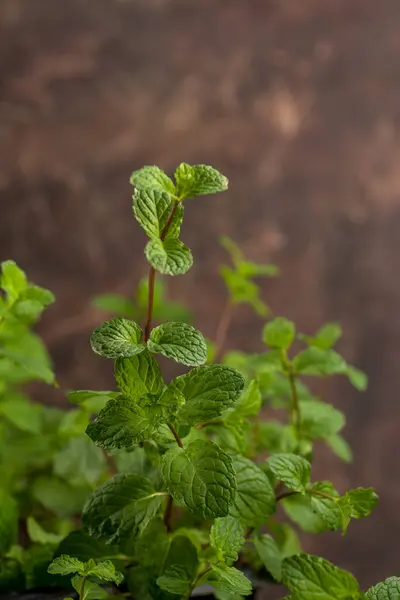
<box><xmin>2</xmin><ymin>0</ymin><xmax>400</xmax><ymax>594</ymax></box>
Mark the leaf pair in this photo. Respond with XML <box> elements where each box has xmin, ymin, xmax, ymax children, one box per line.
<box><xmin>220</xmin><ymin>236</ymin><xmax>278</xmax><ymax>317</ymax></box>
<box><xmin>268</xmin><ymin>453</ymin><xmax>378</xmax><ymax>534</ymax></box>
<box><xmin>131</xmin><ymin>164</ymin><xmax>227</xmax><ymax>275</ymax></box>
<box><xmin>91</xmin><ymin>317</ymin><xmax>207</xmax><ymax>366</ymax></box>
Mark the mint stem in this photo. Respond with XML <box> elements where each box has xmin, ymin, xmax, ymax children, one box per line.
<box><xmin>168</xmin><ymin>423</ymin><xmax>184</xmax><ymax>448</ymax></box>
<box><xmin>276</xmin><ymin>489</ymin><xmax>299</xmax><ymax>502</ymax></box>
<box><xmin>163</xmin><ymin>495</ymin><xmax>174</xmax><ymax>533</ymax></box>
<box><xmin>144</xmin><ymin>200</ymin><xmax>179</xmax><ymax>342</ymax></box>
<box><xmin>288</xmin><ymin>366</ymin><xmax>301</xmax><ymax>437</ymax></box>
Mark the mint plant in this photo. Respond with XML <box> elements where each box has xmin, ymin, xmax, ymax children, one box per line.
<box><xmin>1</xmin><ymin>164</ymin><xmax>398</xmax><ymax>599</ymax></box>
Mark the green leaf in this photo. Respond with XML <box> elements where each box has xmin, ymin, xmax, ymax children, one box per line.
<box><xmin>90</xmin><ymin>318</ymin><xmax>145</xmax><ymax>359</ymax></box>
<box><xmin>0</xmin><ymin>329</ymin><xmax>54</xmax><ymax>384</ymax></box>
<box><xmin>220</xmin><ymin>267</ymin><xmax>268</xmax><ymax>316</ymax></box>
<box><xmin>0</xmin><ymin>393</ymin><xmax>42</xmax><ymax>433</ymax></box>
<box><xmin>85</xmin><ymin>560</ymin><xmax>124</xmax><ymax>584</ymax></box>
<box><xmin>174</xmin><ymin>163</ymin><xmax>228</xmax><ymax>199</ymax></box>
<box><xmin>281</xmin><ymin>553</ymin><xmax>359</xmax><ymax>600</ymax></box>
<box><xmin>267</xmin><ymin>522</ymin><xmax>301</xmax><ymax>559</ymax></box>
<box><xmin>210</xmin><ymin>565</ymin><xmax>252</xmax><ymax>596</ymax></box>
<box><xmin>229</xmin><ymin>456</ymin><xmax>275</xmax><ymax>527</ymax></box>
<box><xmin>27</xmin><ymin>517</ymin><xmax>62</xmax><ymax>546</ymax></box>
<box><xmin>82</xmin><ymin>473</ymin><xmax>163</xmax><ymax>543</ymax></box>
<box><xmin>366</xmin><ymin>577</ymin><xmax>400</xmax><ymax>599</ymax></box>
<box><xmin>86</xmin><ymin>395</ymin><xmax>158</xmax><ymax>450</ymax></box>
<box><xmin>300</xmin><ymin>401</ymin><xmax>345</xmax><ymax>439</ymax></box>
<box><xmin>345</xmin><ymin>366</ymin><xmax>368</xmax><ymax>392</ymax></box>
<box><xmin>210</xmin><ymin>517</ymin><xmax>245</xmax><ymax>565</ymax></box>
<box><xmin>115</xmin><ymin>349</ymin><xmax>164</xmax><ymax>400</ymax></box>
<box><xmin>282</xmin><ymin>494</ymin><xmax>328</xmax><ymax>533</ymax></box>
<box><xmin>55</xmin><ymin>531</ymin><xmax>119</xmax><ymax>562</ymax></box>
<box><xmin>326</xmin><ymin>434</ymin><xmax>353</xmax><ymax>463</ymax></box>
<box><xmin>0</xmin><ymin>489</ymin><xmax>18</xmax><ymax>554</ymax></box>
<box><xmin>1</xmin><ymin>260</ymin><xmax>27</xmax><ymax>304</ymax></box>
<box><xmin>133</xmin><ymin>188</ymin><xmax>173</xmax><ymax>239</ymax></box>
<box><xmin>148</xmin><ymin>322</ymin><xmax>207</xmax><ymax>366</ymax></box>
<box><xmin>293</xmin><ymin>347</ymin><xmax>347</xmax><ymax>376</ymax></box>
<box><xmin>92</xmin><ymin>293</ymin><xmax>135</xmax><ymax>317</ymax></box>
<box><xmin>254</xmin><ymin>534</ymin><xmax>282</xmax><ymax>582</ymax></box>
<box><xmin>32</xmin><ymin>477</ymin><xmax>89</xmax><ymax>517</ymax></box>
<box><xmin>263</xmin><ymin>317</ymin><xmax>295</xmax><ymax>350</ymax></box>
<box><xmin>267</xmin><ymin>454</ymin><xmax>311</xmax><ymax>494</ymax></box>
<box><xmin>338</xmin><ymin>488</ymin><xmax>378</xmax><ymax>533</ymax></box>
<box><xmin>161</xmin><ymin>440</ymin><xmax>236</xmax><ymax>518</ymax></box>
<box><xmin>309</xmin><ymin>482</ymin><xmax>341</xmax><ymax>531</ymax></box>
<box><xmin>130</xmin><ymin>165</ymin><xmax>176</xmax><ymax>196</ymax></box>
<box><xmin>67</xmin><ymin>390</ymin><xmax>118</xmax><ymax>414</ymax></box>
<box><xmin>173</xmin><ymin>365</ymin><xmax>245</xmax><ymax>424</ymax></box>
<box><xmin>48</xmin><ymin>555</ymin><xmax>85</xmax><ymax>576</ymax></box>
<box><xmin>299</xmin><ymin>323</ymin><xmax>342</xmax><ymax>350</ymax></box>
<box><xmin>72</xmin><ymin>575</ymin><xmax>109</xmax><ymax>600</ymax></box>
<box><xmin>156</xmin><ymin>536</ymin><xmax>198</xmax><ymax>596</ymax></box>
<box><xmin>53</xmin><ymin>436</ymin><xmax>106</xmax><ymax>486</ymax></box>
<box><xmin>145</xmin><ymin>238</ymin><xmax>193</xmax><ymax>276</ymax></box>
<box><xmin>231</xmin><ymin>379</ymin><xmax>261</xmax><ymax>418</ymax></box>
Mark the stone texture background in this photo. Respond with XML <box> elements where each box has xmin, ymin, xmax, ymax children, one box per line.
<box><xmin>2</xmin><ymin>0</ymin><xmax>400</xmax><ymax>595</ymax></box>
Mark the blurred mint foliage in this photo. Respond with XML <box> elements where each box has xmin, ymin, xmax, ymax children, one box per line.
<box><xmin>0</xmin><ymin>163</ymin><xmax>391</xmax><ymax>600</ymax></box>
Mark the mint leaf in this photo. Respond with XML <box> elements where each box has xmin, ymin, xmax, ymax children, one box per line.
<box><xmin>254</xmin><ymin>534</ymin><xmax>282</xmax><ymax>582</ymax></box>
<box><xmin>174</xmin><ymin>163</ymin><xmax>228</xmax><ymax>199</ymax></box>
<box><xmin>53</xmin><ymin>436</ymin><xmax>106</xmax><ymax>487</ymax></box>
<box><xmin>130</xmin><ymin>165</ymin><xmax>175</xmax><ymax>195</ymax></box>
<box><xmin>338</xmin><ymin>488</ymin><xmax>378</xmax><ymax>533</ymax></box>
<box><xmin>263</xmin><ymin>317</ymin><xmax>295</xmax><ymax>350</ymax></box>
<box><xmin>210</xmin><ymin>517</ymin><xmax>245</xmax><ymax>565</ymax></box>
<box><xmin>326</xmin><ymin>434</ymin><xmax>353</xmax><ymax>463</ymax></box>
<box><xmin>92</xmin><ymin>293</ymin><xmax>135</xmax><ymax>316</ymax></box>
<box><xmin>145</xmin><ymin>238</ymin><xmax>193</xmax><ymax>275</ymax></box>
<box><xmin>148</xmin><ymin>322</ymin><xmax>207</xmax><ymax>366</ymax></box>
<box><xmin>231</xmin><ymin>379</ymin><xmax>261</xmax><ymax>418</ymax></box>
<box><xmin>115</xmin><ymin>349</ymin><xmax>164</xmax><ymax>400</ymax></box>
<box><xmin>71</xmin><ymin>575</ymin><xmax>109</xmax><ymax>600</ymax></box>
<box><xmin>220</xmin><ymin>267</ymin><xmax>269</xmax><ymax>316</ymax></box>
<box><xmin>267</xmin><ymin>454</ymin><xmax>311</xmax><ymax>493</ymax></box>
<box><xmin>1</xmin><ymin>260</ymin><xmax>27</xmax><ymax>304</ymax></box>
<box><xmin>0</xmin><ymin>392</ymin><xmax>42</xmax><ymax>433</ymax></box>
<box><xmin>309</xmin><ymin>482</ymin><xmax>341</xmax><ymax>531</ymax></box>
<box><xmin>293</xmin><ymin>347</ymin><xmax>346</xmax><ymax>376</ymax></box>
<box><xmin>161</xmin><ymin>440</ymin><xmax>236</xmax><ymax>518</ymax></box>
<box><xmin>133</xmin><ymin>188</ymin><xmax>172</xmax><ymax>239</ymax></box>
<box><xmin>90</xmin><ymin>318</ymin><xmax>145</xmax><ymax>359</ymax></box>
<box><xmin>55</xmin><ymin>531</ymin><xmax>119</xmax><ymax>562</ymax></box>
<box><xmin>67</xmin><ymin>390</ymin><xmax>118</xmax><ymax>414</ymax></box>
<box><xmin>229</xmin><ymin>456</ymin><xmax>275</xmax><ymax>526</ymax></box>
<box><xmin>299</xmin><ymin>323</ymin><xmax>342</xmax><ymax>350</ymax></box>
<box><xmin>27</xmin><ymin>517</ymin><xmax>62</xmax><ymax>546</ymax></box>
<box><xmin>300</xmin><ymin>401</ymin><xmax>345</xmax><ymax>439</ymax></box>
<box><xmin>0</xmin><ymin>489</ymin><xmax>18</xmax><ymax>554</ymax></box>
<box><xmin>85</xmin><ymin>560</ymin><xmax>123</xmax><ymax>584</ymax></box>
<box><xmin>82</xmin><ymin>473</ymin><xmax>163</xmax><ymax>543</ymax></box>
<box><xmin>281</xmin><ymin>554</ymin><xmax>359</xmax><ymax>600</ymax></box>
<box><xmin>366</xmin><ymin>577</ymin><xmax>400</xmax><ymax>599</ymax></box>
<box><xmin>86</xmin><ymin>395</ymin><xmax>158</xmax><ymax>449</ymax></box>
<box><xmin>157</xmin><ymin>536</ymin><xmax>198</xmax><ymax>596</ymax></box>
<box><xmin>345</xmin><ymin>365</ymin><xmax>368</xmax><ymax>391</ymax></box>
<box><xmin>48</xmin><ymin>555</ymin><xmax>85</xmax><ymax>576</ymax></box>
<box><xmin>210</xmin><ymin>565</ymin><xmax>252</xmax><ymax>596</ymax></box>
<box><xmin>173</xmin><ymin>365</ymin><xmax>245</xmax><ymax>424</ymax></box>
<box><xmin>282</xmin><ymin>494</ymin><xmax>328</xmax><ymax>533</ymax></box>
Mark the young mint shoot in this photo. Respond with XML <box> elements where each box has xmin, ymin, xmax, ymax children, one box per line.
<box><xmin>0</xmin><ymin>163</ymin><xmax>393</xmax><ymax>600</ymax></box>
